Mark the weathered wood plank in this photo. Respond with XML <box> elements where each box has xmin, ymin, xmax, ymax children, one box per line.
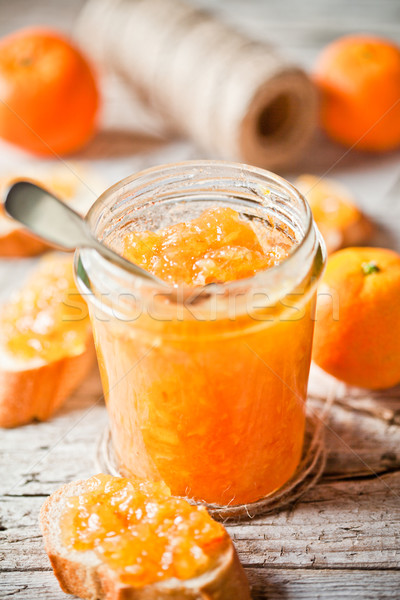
<box><xmin>2</xmin><ymin>568</ymin><xmax>400</xmax><ymax>600</ymax></box>
<box><xmin>247</xmin><ymin>568</ymin><xmax>400</xmax><ymax>600</ymax></box>
<box><xmin>1</xmin><ymin>369</ymin><xmax>105</xmax><ymax>497</ymax></box>
<box><xmin>3</xmin><ymin>370</ymin><xmax>400</xmax><ymax>494</ymax></box>
<box><xmin>1</xmin><ymin>2</ymin><xmax>400</xmax><ymax>599</ymax></box>
<box><xmin>2</xmin><ymin>474</ymin><xmax>400</xmax><ymax>572</ymax></box>
<box><xmin>1</xmin><ymin>363</ymin><xmax>400</xmax><ymax>576</ymax></box>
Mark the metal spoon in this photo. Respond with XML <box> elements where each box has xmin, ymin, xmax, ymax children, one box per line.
<box><xmin>4</xmin><ymin>180</ymin><xmax>169</xmax><ymax>287</ymax></box>
<box><xmin>4</xmin><ymin>180</ymin><xmax>218</xmax><ymax>305</ymax></box>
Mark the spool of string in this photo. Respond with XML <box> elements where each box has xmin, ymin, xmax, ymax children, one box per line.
<box><xmin>76</xmin><ymin>0</ymin><xmax>318</xmax><ymax>169</ymax></box>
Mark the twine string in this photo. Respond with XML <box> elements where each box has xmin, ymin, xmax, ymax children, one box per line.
<box><xmin>96</xmin><ymin>393</ymin><xmax>333</xmax><ymax>521</ymax></box>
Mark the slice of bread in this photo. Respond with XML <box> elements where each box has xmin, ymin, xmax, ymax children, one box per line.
<box><xmin>0</xmin><ymin>166</ymin><xmax>101</xmax><ymax>257</ymax></box>
<box><xmin>40</xmin><ymin>478</ymin><xmax>251</xmax><ymax>600</ymax></box>
<box><xmin>295</xmin><ymin>174</ymin><xmax>373</xmax><ymax>254</ymax></box>
<box><xmin>0</xmin><ymin>254</ymin><xmax>95</xmax><ymax>428</ymax></box>
<box><xmin>0</xmin><ymin>214</ymin><xmax>50</xmax><ymax>256</ymax></box>
<box><xmin>0</xmin><ymin>337</ymin><xmax>95</xmax><ymax>427</ymax></box>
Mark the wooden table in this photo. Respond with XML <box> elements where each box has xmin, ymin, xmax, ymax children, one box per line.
<box><xmin>1</xmin><ymin>1</ymin><xmax>400</xmax><ymax>598</ymax></box>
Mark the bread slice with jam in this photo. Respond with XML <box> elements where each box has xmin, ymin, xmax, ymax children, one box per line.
<box><xmin>40</xmin><ymin>474</ymin><xmax>251</xmax><ymax>600</ymax></box>
<box><xmin>0</xmin><ymin>254</ymin><xmax>94</xmax><ymax>427</ymax></box>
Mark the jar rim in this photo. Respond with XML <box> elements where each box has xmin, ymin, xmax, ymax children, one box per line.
<box><xmin>77</xmin><ymin>160</ymin><xmax>325</xmax><ymax>320</ymax></box>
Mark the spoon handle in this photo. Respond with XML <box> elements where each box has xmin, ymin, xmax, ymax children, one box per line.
<box><xmin>4</xmin><ymin>180</ymin><xmax>164</xmax><ymax>284</ymax></box>
<box><xmin>5</xmin><ymin>180</ymin><xmax>92</xmax><ymax>251</ymax></box>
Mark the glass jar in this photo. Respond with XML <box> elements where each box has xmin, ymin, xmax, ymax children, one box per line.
<box><xmin>75</xmin><ymin>161</ymin><xmax>325</xmax><ymax>514</ymax></box>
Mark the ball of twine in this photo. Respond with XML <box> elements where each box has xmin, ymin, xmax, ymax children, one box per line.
<box><xmin>76</xmin><ymin>0</ymin><xmax>318</xmax><ymax>169</ymax></box>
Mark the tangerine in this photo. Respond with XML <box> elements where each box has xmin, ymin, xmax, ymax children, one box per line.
<box><xmin>313</xmin><ymin>247</ymin><xmax>400</xmax><ymax>389</ymax></box>
<box><xmin>0</xmin><ymin>28</ymin><xmax>99</xmax><ymax>155</ymax></box>
<box><xmin>313</xmin><ymin>35</ymin><xmax>400</xmax><ymax>152</ymax></box>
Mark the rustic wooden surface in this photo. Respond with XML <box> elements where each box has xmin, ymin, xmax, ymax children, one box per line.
<box><xmin>1</xmin><ymin>1</ymin><xmax>400</xmax><ymax>599</ymax></box>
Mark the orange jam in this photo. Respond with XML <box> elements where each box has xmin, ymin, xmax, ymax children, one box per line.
<box><xmin>0</xmin><ymin>254</ymin><xmax>90</xmax><ymax>362</ymax></box>
<box><xmin>90</xmin><ymin>206</ymin><xmax>316</xmax><ymax>507</ymax></box>
<box><xmin>60</xmin><ymin>474</ymin><xmax>228</xmax><ymax>586</ymax></box>
<box><xmin>123</xmin><ymin>207</ymin><xmax>291</xmax><ymax>285</ymax></box>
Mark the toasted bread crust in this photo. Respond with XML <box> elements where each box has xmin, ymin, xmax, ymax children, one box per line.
<box><xmin>0</xmin><ymin>336</ymin><xmax>95</xmax><ymax>427</ymax></box>
<box><xmin>40</xmin><ymin>480</ymin><xmax>251</xmax><ymax>600</ymax></box>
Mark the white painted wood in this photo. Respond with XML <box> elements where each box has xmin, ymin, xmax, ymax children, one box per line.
<box><xmin>1</xmin><ymin>1</ymin><xmax>400</xmax><ymax>599</ymax></box>
<box><xmin>2</xmin><ymin>569</ymin><xmax>400</xmax><ymax>600</ymax></box>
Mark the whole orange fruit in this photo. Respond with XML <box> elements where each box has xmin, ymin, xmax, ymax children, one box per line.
<box><xmin>313</xmin><ymin>35</ymin><xmax>400</xmax><ymax>152</ymax></box>
<box><xmin>313</xmin><ymin>247</ymin><xmax>400</xmax><ymax>389</ymax></box>
<box><xmin>0</xmin><ymin>28</ymin><xmax>99</xmax><ymax>155</ymax></box>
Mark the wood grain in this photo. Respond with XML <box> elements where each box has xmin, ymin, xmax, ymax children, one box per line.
<box><xmin>1</xmin><ymin>1</ymin><xmax>400</xmax><ymax>599</ymax></box>
<box><xmin>1</xmin><ymin>368</ymin><xmax>400</xmax><ymax>599</ymax></box>
<box><xmin>2</xmin><ymin>569</ymin><xmax>400</xmax><ymax>600</ymax></box>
